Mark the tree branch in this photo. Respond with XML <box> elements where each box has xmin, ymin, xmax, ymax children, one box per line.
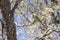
<box><xmin>9</xmin><ymin>0</ymin><xmax>22</xmax><ymax>13</ymax></box>
<box><xmin>16</xmin><ymin>8</ymin><xmax>32</xmax><ymax>23</ymax></box>
<box><xmin>20</xmin><ymin>12</ymin><xmax>32</xmax><ymax>23</ymax></box>
<box><xmin>39</xmin><ymin>30</ymin><xmax>60</xmax><ymax>40</ymax></box>
<box><xmin>15</xmin><ymin>20</ymin><xmax>37</xmax><ymax>27</ymax></box>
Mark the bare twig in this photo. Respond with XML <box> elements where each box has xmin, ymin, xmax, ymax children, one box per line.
<box><xmin>9</xmin><ymin>0</ymin><xmax>22</xmax><ymax>13</ymax></box>
<box><xmin>17</xmin><ymin>8</ymin><xmax>32</xmax><ymax>23</ymax></box>
<box><xmin>15</xmin><ymin>20</ymin><xmax>37</xmax><ymax>27</ymax></box>
<box><xmin>20</xmin><ymin>12</ymin><xmax>32</xmax><ymax>23</ymax></box>
<box><xmin>39</xmin><ymin>29</ymin><xmax>60</xmax><ymax>40</ymax></box>
<box><xmin>12</xmin><ymin>0</ymin><xmax>22</xmax><ymax>10</ymax></box>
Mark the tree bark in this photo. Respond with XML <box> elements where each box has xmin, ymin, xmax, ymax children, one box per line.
<box><xmin>0</xmin><ymin>0</ymin><xmax>16</xmax><ymax>40</ymax></box>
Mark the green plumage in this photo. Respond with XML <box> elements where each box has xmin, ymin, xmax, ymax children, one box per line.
<box><xmin>33</xmin><ymin>14</ymin><xmax>40</xmax><ymax>21</ymax></box>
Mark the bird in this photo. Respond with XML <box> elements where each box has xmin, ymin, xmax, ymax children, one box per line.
<box><xmin>32</xmin><ymin>13</ymin><xmax>40</xmax><ymax>22</ymax></box>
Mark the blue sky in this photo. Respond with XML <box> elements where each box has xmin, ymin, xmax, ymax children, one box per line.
<box><xmin>13</xmin><ymin>0</ymin><xmax>40</xmax><ymax>40</ymax></box>
<box><xmin>14</xmin><ymin>13</ymin><xmax>28</xmax><ymax>40</ymax></box>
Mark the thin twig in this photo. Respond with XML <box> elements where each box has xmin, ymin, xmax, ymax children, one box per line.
<box><xmin>40</xmin><ymin>30</ymin><xmax>60</xmax><ymax>40</ymax></box>
<box><xmin>17</xmin><ymin>8</ymin><xmax>32</xmax><ymax>23</ymax></box>
<box><xmin>15</xmin><ymin>20</ymin><xmax>37</xmax><ymax>27</ymax></box>
<box><xmin>9</xmin><ymin>0</ymin><xmax>22</xmax><ymax>13</ymax></box>
<box><xmin>11</xmin><ymin>0</ymin><xmax>22</xmax><ymax>11</ymax></box>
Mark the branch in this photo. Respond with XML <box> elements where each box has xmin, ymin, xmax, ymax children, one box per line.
<box><xmin>17</xmin><ymin>8</ymin><xmax>32</xmax><ymax>23</ymax></box>
<box><xmin>42</xmin><ymin>30</ymin><xmax>54</xmax><ymax>37</ymax></box>
<box><xmin>39</xmin><ymin>30</ymin><xmax>60</xmax><ymax>40</ymax></box>
<box><xmin>15</xmin><ymin>20</ymin><xmax>37</xmax><ymax>27</ymax></box>
<box><xmin>9</xmin><ymin>0</ymin><xmax>22</xmax><ymax>13</ymax></box>
<box><xmin>20</xmin><ymin>12</ymin><xmax>32</xmax><ymax>23</ymax></box>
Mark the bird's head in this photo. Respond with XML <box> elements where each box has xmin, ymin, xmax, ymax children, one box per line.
<box><xmin>31</xmin><ymin>12</ymin><xmax>36</xmax><ymax>16</ymax></box>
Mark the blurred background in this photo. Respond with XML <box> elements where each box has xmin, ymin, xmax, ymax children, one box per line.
<box><xmin>0</xmin><ymin>0</ymin><xmax>60</xmax><ymax>40</ymax></box>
